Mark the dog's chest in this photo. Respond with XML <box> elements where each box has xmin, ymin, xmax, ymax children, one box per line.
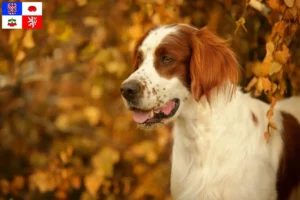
<box><xmin>171</xmin><ymin>135</ymin><xmax>242</xmax><ymax>199</ymax></box>
<box><xmin>170</xmin><ymin>119</ymin><xmax>278</xmax><ymax>200</ymax></box>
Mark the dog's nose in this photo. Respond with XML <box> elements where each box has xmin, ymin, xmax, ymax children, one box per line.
<box><xmin>120</xmin><ymin>80</ymin><xmax>141</xmax><ymax>100</ymax></box>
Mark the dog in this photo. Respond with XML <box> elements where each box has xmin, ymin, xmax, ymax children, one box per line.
<box><xmin>120</xmin><ymin>24</ymin><xmax>300</xmax><ymax>200</ymax></box>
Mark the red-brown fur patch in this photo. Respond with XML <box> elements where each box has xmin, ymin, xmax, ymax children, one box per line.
<box><xmin>277</xmin><ymin>112</ymin><xmax>300</xmax><ymax>200</ymax></box>
<box><xmin>153</xmin><ymin>32</ymin><xmax>191</xmax><ymax>88</ymax></box>
<box><xmin>186</xmin><ymin>26</ymin><xmax>240</xmax><ymax>102</ymax></box>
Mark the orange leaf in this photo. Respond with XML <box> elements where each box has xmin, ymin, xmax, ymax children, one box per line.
<box><xmin>269</xmin><ymin>121</ymin><xmax>277</xmax><ymax>130</ymax></box>
<box><xmin>261</xmin><ymin>62</ymin><xmax>271</xmax><ymax>76</ymax></box>
<box><xmin>244</xmin><ymin>77</ymin><xmax>258</xmax><ymax>92</ymax></box>
<box><xmin>272</xmin><ymin>21</ymin><xmax>288</xmax><ymax>38</ymax></box>
<box><xmin>279</xmin><ymin>81</ymin><xmax>287</xmax><ymax>95</ymax></box>
<box><xmin>256</xmin><ymin>77</ymin><xmax>264</xmax><ymax>93</ymax></box>
<box><xmin>271</xmin><ymin>83</ymin><xmax>278</xmax><ymax>94</ymax></box>
<box><xmin>296</xmin><ymin>0</ymin><xmax>300</xmax><ymax>9</ymax></box>
<box><xmin>274</xmin><ymin>45</ymin><xmax>290</xmax><ymax>64</ymax></box>
<box><xmin>264</xmin><ymin>131</ymin><xmax>271</xmax><ymax>143</ymax></box>
<box><xmin>269</xmin><ymin>62</ymin><xmax>283</xmax><ymax>75</ymax></box>
<box><xmin>266</xmin><ymin>108</ymin><xmax>274</xmax><ymax>120</ymax></box>
<box><xmin>268</xmin><ymin>0</ymin><xmax>282</xmax><ymax>10</ymax></box>
<box><xmin>270</xmin><ymin>96</ymin><xmax>277</xmax><ymax>108</ymax></box>
<box><xmin>262</xmin><ymin>77</ymin><xmax>272</xmax><ymax>94</ymax></box>
<box><xmin>284</xmin><ymin>0</ymin><xmax>295</xmax><ymax>7</ymax></box>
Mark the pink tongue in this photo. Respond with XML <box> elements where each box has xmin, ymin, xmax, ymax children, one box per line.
<box><xmin>161</xmin><ymin>100</ymin><xmax>175</xmax><ymax>115</ymax></box>
<box><xmin>132</xmin><ymin>100</ymin><xmax>175</xmax><ymax>123</ymax></box>
<box><xmin>133</xmin><ymin>110</ymin><xmax>151</xmax><ymax>123</ymax></box>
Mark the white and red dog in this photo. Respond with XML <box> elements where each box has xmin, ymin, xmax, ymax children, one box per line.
<box><xmin>120</xmin><ymin>24</ymin><xmax>300</xmax><ymax>200</ymax></box>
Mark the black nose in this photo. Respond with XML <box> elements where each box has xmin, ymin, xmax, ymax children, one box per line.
<box><xmin>120</xmin><ymin>80</ymin><xmax>142</xmax><ymax>100</ymax></box>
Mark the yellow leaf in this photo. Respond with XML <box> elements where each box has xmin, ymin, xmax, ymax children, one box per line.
<box><xmin>90</xmin><ymin>85</ymin><xmax>103</xmax><ymax>100</ymax></box>
<box><xmin>23</xmin><ymin>30</ymin><xmax>35</xmax><ymax>49</ymax></box>
<box><xmin>272</xmin><ymin>21</ymin><xmax>288</xmax><ymax>38</ymax></box>
<box><xmin>29</xmin><ymin>171</ymin><xmax>57</xmax><ymax>193</ymax></box>
<box><xmin>256</xmin><ymin>77</ymin><xmax>264</xmax><ymax>93</ymax></box>
<box><xmin>266</xmin><ymin>108</ymin><xmax>273</xmax><ymax>120</ymax></box>
<box><xmin>269</xmin><ymin>62</ymin><xmax>283</xmax><ymax>75</ymax></box>
<box><xmin>91</xmin><ymin>147</ymin><xmax>120</xmax><ymax>177</ymax></box>
<box><xmin>128</xmin><ymin>25</ymin><xmax>143</xmax><ymax>39</ymax></box>
<box><xmin>0</xmin><ymin>60</ymin><xmax>9</xmax><ymax>74</ymax></box>
<box><xmin>279</xmin><ymin>81</ymin><xmax>286</xmax><ymax>95</ymax></box>
<box><xmin>268</xmin><ymin>0</ymin><xmax>282</xmax><ymax>10</ymax></box>
<box><xmin>9</xmin><ymin>30</ymin><xmax>23</xmax><ymax>45</ymax></box>
<box><xmin>284</xmin><ymin>0</ymin><xmax>295</xmax><ymax>7</ymax></box>
<box><xmin>55</xmin><ymin>114</ymin><xmax>70</xmax><ymax>131</ymax></box>
<box><xmin>261</xmin><ymin>42</ymin><xmax>274</xmax><ymax>76</ymax></box>
<box><xmin>262</xmin><ymin>77</ymin><xmax>272</xmax><ymax>93</ymax></box>
<box><xmin>83</xmin><ymin>106</ymin><xmax>101</xmax><ymax>126</ymax></box>
<box><xmin>152</xmin><ymin>13</ymin><xmax>161</xmax><ymax>25</ymax></box>
<box><xmin>71</xmin><ymin>176</ymin><xmax>81</xmax><ymax>190</ymax></box>
<box><xmin>270</xmin><ymin>96</ymin><xmax>277</xmax><ymax>108</ymax></box>
<box><xmin>84</xmin><ymin>174</ymin><xmax>103</xmax><ymax>197</ymax></box>
<box><xmin>269</xmin><ymin>120</ymin><xmax>277</xmax><ymax>130</ymax></box>
<box><xmin>271</xmin><ymin>83</ymin><xmax>278</xmax><ymax>94</ymax></box>
<box><xmin>266</xmin><ymin>42</ymin><xmax>275</xmax><ymax>56</ymax></box>
<box><xmin>76</xmin><ymin>0</ymin><xmax>87</xmax><ymax>6</ymax></box>
<box><xmin>290</xmin><ymin>6</ymin><xmax>298</xmax><ymax>18</ymax></box>
<box><xmin>57</xmin><ymin>25</ymin><xmax>73</xmax><ymax>42</ymax></box>
<box><xmin>244</xmin><ymin>77</ymin><xmax>258</xmax><ymax>92</ymax></box>
<box><xmin>234</xmin><ymin>17</ymin><xmax>247</xmax><ymax>34</ymax></box>
<box><xmin>47</xmin><ymin>21</ymin><xmax>56</xmax><ymax>34</ymax></box>
<box><xmin>146</xmin><ymin>151</ymin><xmax>158</xmax><ymax>164</ymax></box>
<box><xmin>134</xmin><ymin>164</ymin><xmax>147</xmax><ymax>175</ymax></box>
<box><xmin>261</xmin><ymin>62</ymin><xmax>271</xmax><ymax>76</ymax></box>
<box><xmin>251</xmin><ymin>61</ymin><xmax>262</xmax><ymax>76</ymax></box>
<box><xmin>83</xmin><ymin>16</ymin><xmax>100</xmax><ymax>27</ymax></box>
<box><xmin>16</xmin><ymin>51</ymin><xmax>25</xmax><ymax>62</ymax></box>
<box><xmin>296</xmin><ymin>0</ymin><xmax>300</xmax><ymax>8</ymax></box>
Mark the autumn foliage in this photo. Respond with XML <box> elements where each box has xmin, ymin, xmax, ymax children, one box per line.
<box><xmin>0</xmin><ymin>0</ymin><xmax>299</xmax><ymax>199</ymax></box>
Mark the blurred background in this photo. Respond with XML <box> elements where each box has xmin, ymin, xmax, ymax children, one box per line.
<box><xmin>0</xmin><ymin>0</ymin><xmax>299</xmax><ymax>199</ymax></box>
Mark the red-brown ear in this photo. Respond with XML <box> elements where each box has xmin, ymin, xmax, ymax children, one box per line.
<box><xmin>190</xmin><ymin>27</ymin><xmax>240</xmax><ymax>102</ymax></box>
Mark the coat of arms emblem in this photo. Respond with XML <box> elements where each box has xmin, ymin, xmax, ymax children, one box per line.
<box><xmin>7</xmin><ymin>18</ymin><xmax>17</xmax><ymax>27</ymax></box>
<box><xmin>7</xmin><ymin>3</ymin><xmax>17</xmax><ymax>15</ymax></box>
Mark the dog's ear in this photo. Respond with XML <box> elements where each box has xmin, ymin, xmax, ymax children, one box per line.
<box><xmin>190</xmin><ymin>27</ymin><xmax>240</xmax><ymax>102</ymax></box>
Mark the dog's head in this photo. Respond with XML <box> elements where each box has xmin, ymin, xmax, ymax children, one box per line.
<box><xmin>121</xmin><ymin>24</ymin><xmax>239</xmax><ymax>128</ymax></box>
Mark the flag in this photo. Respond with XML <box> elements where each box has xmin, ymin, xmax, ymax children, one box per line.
<box><xmin>2</xmin><ymin>2</ymin><xmax>42</xmax><ymax>29</ymax></box>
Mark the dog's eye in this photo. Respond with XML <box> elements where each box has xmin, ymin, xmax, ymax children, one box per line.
<box><xmin>161</xmin><ymin>56</ymin><xmax>174</xmax><ymax>65</ymax></box>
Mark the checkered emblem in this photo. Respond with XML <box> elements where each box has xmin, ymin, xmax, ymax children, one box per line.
<box><xmin>7</xmin><ymin>3</ymin><xmax>17</xmax><ymax>15</ymax></box>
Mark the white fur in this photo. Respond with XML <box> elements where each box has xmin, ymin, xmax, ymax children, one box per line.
<box><xmin>171</xmin><ymin>89</ymin><xmax>284</xmax><ymax>200</ymax></box>
<box><xmin>122</xmin><ymin>25</ymin><xmax>300</xmax><ymax>200</ymax></box>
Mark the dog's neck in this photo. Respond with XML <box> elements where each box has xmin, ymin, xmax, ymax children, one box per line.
<box><xmin>172</xmin><ymin>85</ymin><xmax>246</xmax><ymax>169</ymax></box>
<box><xmin>175</xmin><ymin>85</ymin><xmax>239</xmax><ymax>139</ymax></box>
<box><xmin>170</xmin><ymin>86</ymin><xmax>244</xmax><ymax>198</ymax></box>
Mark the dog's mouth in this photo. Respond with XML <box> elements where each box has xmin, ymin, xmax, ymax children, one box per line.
<box><xmin>130</xmin><ymin>99</ymin><xmax>180</xmax><ymax>126</ymax></box>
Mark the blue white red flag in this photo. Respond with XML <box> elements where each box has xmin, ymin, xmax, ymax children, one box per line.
<box><xmin>2</xmin><ymin>2</ymin><xmax>42</xmax><ymax>29</ymax></box>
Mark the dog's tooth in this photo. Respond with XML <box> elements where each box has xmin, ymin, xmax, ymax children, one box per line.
<box><xmin>154</xmin><ymin>109</ymin><xmax>160</xmax><ymax>113</ymax></box>
<box><xmin>149</xmin><ymin>110</ymin><xmax>154</xmax><ymax>118</ymax></box>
